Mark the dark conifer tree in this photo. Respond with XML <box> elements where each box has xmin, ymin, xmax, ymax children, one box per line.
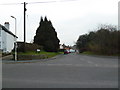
<box><xmin>34</xmin><ymin>16</ymin><xmax>60</xmax><ymax>52</ymax></box>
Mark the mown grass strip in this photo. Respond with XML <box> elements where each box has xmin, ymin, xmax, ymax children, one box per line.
<box><xmin>82</xmin><ymin>51</ymin><xmax>120</xmax><ymax>56</ymax></box>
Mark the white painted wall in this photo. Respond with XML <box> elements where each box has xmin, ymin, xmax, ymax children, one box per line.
<box><xmin>1</xmin><ymin>30</ymin><xmax>7</xmax><ymax>53</ymax></box>
<box><xmin>0</xmin><ymin>27</ymin><xmax>2</xmax><ymax>49</ymax></box>
<box><xmin>0</xmin><ymin>25</ymin><xmax>16</xmax><ymax>53</ymax></box>
<box><xmin>6</xmin><ymin>32</ymin><xmax>15</xmax><ymax>53</ymax></box>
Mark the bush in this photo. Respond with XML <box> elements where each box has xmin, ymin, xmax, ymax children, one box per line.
<box><xmin>76</xmin><ymin>24</ymin><xmax>120</xmax><ymax>55</ymax></box>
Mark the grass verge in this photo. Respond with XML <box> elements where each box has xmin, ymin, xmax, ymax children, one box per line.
<box><xmin>81</xmin><ymin>51</ymin><xmax>120</xmax><ymax>56</ymax></box>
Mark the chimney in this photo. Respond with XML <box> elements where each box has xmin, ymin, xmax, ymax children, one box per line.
<box><xmin>4</xmin><ymin>22</ymin><xmax>10</xmax><ymax>30</ymax></box>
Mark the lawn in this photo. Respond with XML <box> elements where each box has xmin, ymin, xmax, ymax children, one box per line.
<box><xmin>82</xmin><ymin>51</ymin><xmax>120</xmax><ymax>56</ymax></box>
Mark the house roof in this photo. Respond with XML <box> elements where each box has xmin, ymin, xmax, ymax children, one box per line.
<box><xmin>0</xmin><ymin>24</ymin><xmax>18</xmax><ymax>38</ymax></box>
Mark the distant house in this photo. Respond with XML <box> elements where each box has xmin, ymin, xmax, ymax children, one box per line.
<box><xmin>59</xmin><ymin>44</ymin><xmax>64</xmax><ymax>49</ymax></box>
<box><xmin>0</xmin><ymin>22</ymin><xmax>18</xmax><ymax>53</ymax></box>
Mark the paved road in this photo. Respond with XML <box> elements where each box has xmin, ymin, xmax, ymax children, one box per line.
<box><xmin>2</xmin><ymin>53</ymin><xmax>118</xmax><ymax>88</ymax></box>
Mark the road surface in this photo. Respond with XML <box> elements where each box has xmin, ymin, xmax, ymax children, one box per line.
<box><xmin>2</xmin><ymin>53</ymin><xmax>118</xmax><ymax>88</ymax></box>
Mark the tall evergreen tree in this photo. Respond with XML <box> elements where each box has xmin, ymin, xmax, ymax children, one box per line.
<box><xmin>34</xmin><ymin>16</ymin><xmax>60</xmax><ymax>52</ymax></box>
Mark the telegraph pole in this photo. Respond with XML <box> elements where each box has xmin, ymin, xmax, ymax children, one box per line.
<box><xmin>24</xmin><ymin>2</ymin><xmax>26</xmax><ymax>52</ymax></box>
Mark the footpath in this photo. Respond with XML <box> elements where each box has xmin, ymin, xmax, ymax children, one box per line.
<box><xmin>1</xmin><ymin>55</ymin><xmax>13</xmax><ymax>60</ymax></box>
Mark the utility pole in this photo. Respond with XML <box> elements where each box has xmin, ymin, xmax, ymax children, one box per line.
<box><xmin>24</xmin><ymin>2</ymin><xmax>26</xmax><ymax>52</ymax></box>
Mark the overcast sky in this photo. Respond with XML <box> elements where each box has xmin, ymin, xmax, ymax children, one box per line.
<box><xmin>0</xmin><ymin>0</ymin><xmax>119</xmax><ymax>46</ymax></box>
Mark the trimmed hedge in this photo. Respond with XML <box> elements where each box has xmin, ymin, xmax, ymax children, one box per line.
<box><xmin>13</xmin><ymin>42</ymin><xmax>43</xmax><ymax>52</ymax></box>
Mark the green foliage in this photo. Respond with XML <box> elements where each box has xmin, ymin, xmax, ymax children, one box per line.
<box><xmin>76</xmin><ymin>25</ymin><xmax>119</xmax><ymax>55</ymax></box>
<box><xmin>76</xmin><ymin>34</ymin><xmax>89</xmax><ymax>52</ymax></box>
<box><xmin>34</xmin><ymin>16</ymin><xmax>60</xmax><ymax>52</ymax></box>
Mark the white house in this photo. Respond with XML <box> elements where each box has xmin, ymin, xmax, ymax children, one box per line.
<box><xmin>59</xmin><ymin>44</ymin><xmax>64</xmax><ymax>49</ymax></box>
<box><xmin>0</xmin><ymin>22</ymin><xmax>17</xmax><ymax>53</ymax></box>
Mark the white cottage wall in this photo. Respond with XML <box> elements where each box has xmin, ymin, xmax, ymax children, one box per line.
<box><xmin>2</xmin><ymin>30</ymin><xmax>7</xmax><ymax>53</ymax></box>
<box><xmin>0</xmin><ymin>23</ymin><xmax>17</xmax><ymax>53</ymax></box>
<box><xmin>0</xmin><ymin>27</ymin><xmax>2</xmax><ymax>49</ymax></box>
<box><xmin>6</xmin><ymin>33</ymin><xmax>15</xmax><ymax>53</ymax></box>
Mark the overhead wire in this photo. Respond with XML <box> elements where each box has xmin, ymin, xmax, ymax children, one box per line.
<box><xmin>0</xmin><ymin>3</ymin><xmax>22</xmax><ymax>5</ymax></box>
<box><xmin>0</xmin><ymin>0</ymin><xmax>79</xmax><ymax>5</ymax></box>
<box><xmin>27</xmin><ymin>1</ymin><xmax>57</xmax><ymax>4</ymax></box>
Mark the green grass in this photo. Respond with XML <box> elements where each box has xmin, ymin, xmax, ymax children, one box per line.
<box><xmin>45</xmin><ymin>52</ymin><xmax>63</xmax><ymax>58</ymax></box>
<box><xmin>82</xmin><ymin>51</ymin><xmax>96</xmax><ymax>55</ymax></box>
<box><xmin>18</xmin><ymin>51</ymin><xmax>64</xmax><ymax>58</ymax></box>
<box><xmin>82</xmin><ymin>51</ymin><xmax>120</xmax><ymax>56</ymax></box>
